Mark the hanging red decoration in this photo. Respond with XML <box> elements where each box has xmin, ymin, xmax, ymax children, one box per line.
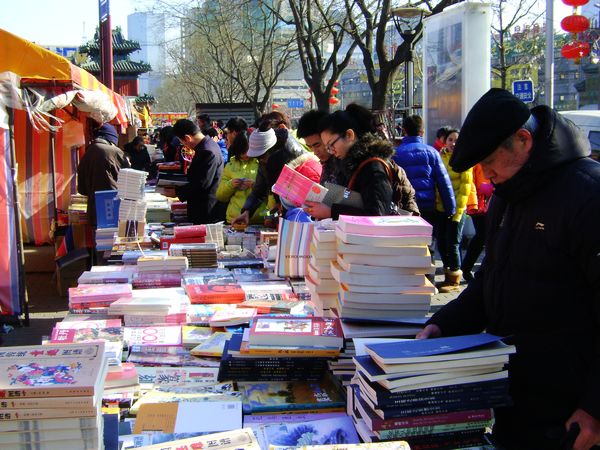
<box><xmin>329</xmin><ymin>97</ymin><xmax>340</xmax><ymax>105</ymax></box>
<box><xmin>272</xmin><ymin>104</ymin><xmax>280</xmax><ymax>109</ymax></box>
<box><xmin>561</xmin><ymin>0</ymin><xmax>589</xmax><ymax>6</ymax></box>
<box><xmin>561</xmin><ymin>40</ymin><xmax>591</xmax><ymax>59</ymax></box>
<box><xmin>561</xmin><ymin>15</ymin><xmax>590</xmax><ymax>34</ymax></box>
<box><xmin>330</xmin><ymin>87</ymin><xmax>340</xmax><ymax>95</ymax></box>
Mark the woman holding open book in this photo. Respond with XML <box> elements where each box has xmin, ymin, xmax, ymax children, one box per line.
<box><xmin>304</xmin><ymin>104</ymin><xmax>418</xmax><ymax>219</ymax></box>
<box><xmin>216</xmin><ymin>129</ymin><xmax>267</xmax><ymax>224</ymax></box>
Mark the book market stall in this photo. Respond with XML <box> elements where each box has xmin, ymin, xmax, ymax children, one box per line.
<box><xmin>0</xmin><ymin>156</ymin><xmax>513</xmax><ymax>449</ymax></box>
<box><xmin>0</xmin><ymin>28</ymin><xmax>132</xmax><ymax>318</ymax></box>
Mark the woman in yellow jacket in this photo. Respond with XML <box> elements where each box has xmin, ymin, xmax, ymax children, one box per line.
<box><xmin>216</xmin><ymin>131</ymin><xmax>267</xmax><ymax>225</ymax></box>
<box><xmin>435</xmin><ymin>128</ymin><xmax>473</xmax><ymax>293</ymax></box>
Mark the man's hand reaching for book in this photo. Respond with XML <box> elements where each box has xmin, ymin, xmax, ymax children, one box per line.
<box><xmin>566</xmin><ymin>409</ymin><xmax>600</xmax><ymax>450</ymax></box>
<box><xmin>415</xmin><ymin>324</ymin><xmax>442</xmax><ymax>340</ymax></box>
<box><xmin>304</xmin><ymin>201</ymin><xmax>331</xmax><ymax>219</ymax></box>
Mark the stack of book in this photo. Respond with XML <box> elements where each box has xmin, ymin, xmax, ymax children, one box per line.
<box><xmin>108</xmin><ymin>287</ymin><xmax>190</xmax><ymax>326</ymax></box>
<box><xmin>0</xmin><ymin>343</ymin><xmax>107</xmax><ymax>450</ymax></box>
<box><xmin>132</xmin><ymin>255</ymin><xmax>187</xmax><ymax>289</ymax></box>
<box><xmin>77</xmin><ymin>269</ymin><xmax>135</xmax><ymax>285</ymax></box>
<box><xmin>169</xmin><ymin>243</ymin><xmax>218</xmax><ymax>268</ymax></box>
<box><xmin>332</xmin><ymin>215</ymin><xmax>435</xmax><ymax>322</ymax></box>
<box><xmin>145</xmin><ymin>192</ymin><xmax>171</xmax><ymax>223</ymax></box>
<box><xmin>219</xmin><ymin>316</ymin><xmax>343</xmax><ymax>382</ymax></box>
<box><xmin>305</xmin><ymin>222</ymin><xmax>338</xmax><ymax>311</ymax></box>
<box><xmin>116</xmin><ymin>168</ymin><xmax>148</xmax><ymax>239</ymax></box>
<box><xmin>116</xmin><ymin>168</ymin><xmax>147</xmax><ymax>201</ymax></box>
<box><xmin>95</xmin><ymin>226</ymin><xmax>117</xmax><ymax>251</ymax></box>
<box><xmin>170</xmin><ymin>201</ymin><xmax>188</xmax><ymax>223</ymax></box>
<box><xmin>124</xmin><ymin>325</ymin><xmax>184</xmax><ymax>360</ymax></box>
<box><xmin>67</xmin><ymin>194</ymin><xmax>88</xmax><ymax>224</ymax></box>
<box><xmin>349</xmin><ymin>334</ymin><xmax>515</xmax><ymax>448</ymax></box>
<box><xmin>160</xmin><ymin>225</ymin><xmax>207</xmax><ymax>250</ymax></box>
<box><xmin>68</xmin><ymin>284</ymin><xmax>133</xmax><ymax>315</ymax></box>
<box><xmin>132</xmin><ymin>271</ymin><xmax>183</xmax><ymax>289</ymax></box>
<box><xmin>48</xmin><ymin>318</ymin><xmax>124</xmax><ymax>367</ymax></box>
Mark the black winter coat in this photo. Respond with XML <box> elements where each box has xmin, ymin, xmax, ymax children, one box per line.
<box><xmin>176</xmin><ymin>137</ymin><xmax>224</xmax><ymax>224</ymax></box>
<box><xmin>428</xmin><ymin>106</ymin><xmax>600</xmax><ymax>448</ymax></box>
<box><xmin>331</xmin><ymin>133</ymin><xmax>418</xmax><ymax>219</ymax></box>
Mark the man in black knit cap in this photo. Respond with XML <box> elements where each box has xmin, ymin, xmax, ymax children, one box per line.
<box><xmin>418</xmin><ymin>88</ymin><xmax>600</xmax><ymax>450</ymax></box>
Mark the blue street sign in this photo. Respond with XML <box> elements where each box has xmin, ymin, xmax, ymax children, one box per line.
<box><xmin>512</xmin><ymin>79</ymin><xmax>534</xmax><ymax>103</ymax></box>
<box><xmin>99</xmin><ymin>0</ymin><xmax>110</xmax><ymax>22</ymax></box>
<box><xmin>287</xmin><ymin>99</ymin><xmax>305</xmax><ymax>109</ymax></box>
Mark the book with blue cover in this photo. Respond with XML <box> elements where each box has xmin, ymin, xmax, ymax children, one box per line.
<box><xmin>365</xmin><ymin>333</ymin><xmax>514</xmax><ymax>365</ymax></box>
<box><xmin>259</xmin><ymin>415</ymin><xmax>360</xmax><ymax>449</ymax></box>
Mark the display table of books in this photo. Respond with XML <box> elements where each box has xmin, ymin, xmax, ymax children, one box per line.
<box><xmin>4</xmin><ymin>214</ymin><xmax>513</xmax><ymax>450</ymax></box>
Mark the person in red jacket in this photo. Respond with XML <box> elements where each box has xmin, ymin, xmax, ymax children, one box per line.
<box><xmin>461</xmin><ymin>163</ymin><xmax>493</xmax><ymax>282</ymax></box>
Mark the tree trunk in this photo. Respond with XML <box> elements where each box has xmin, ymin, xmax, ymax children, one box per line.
<box><xmin>313</xmin><ymin>90</ymin><xmax>331</xmax><ymax>113</ymax></box>
<box><xmin>371</xmin><ymin>66</ymin><xmax>394</xmax><ymax>111</ymax></box>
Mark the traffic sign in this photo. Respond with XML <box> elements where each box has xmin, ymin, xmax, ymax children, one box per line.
<box><xmin>287</xmin><ymin>99</ymin><xmax>305</xmax><ymax>109</ymax></box>
<box><xmin>512</xmin><ymin>79</ymin><xmax>534</xmax><ymax>103</ymax></box>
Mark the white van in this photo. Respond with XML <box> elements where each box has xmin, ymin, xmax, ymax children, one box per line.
<box><xmin>558</xmin><ymin>110</ymin><xmax>600</xmax><ymax>160</ymax></box>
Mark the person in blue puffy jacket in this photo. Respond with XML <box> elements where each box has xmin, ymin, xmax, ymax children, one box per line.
<box><xmin>392</xmin><ymin>115</ymin><xmax>456</xmax><ymax>231</ymax></box>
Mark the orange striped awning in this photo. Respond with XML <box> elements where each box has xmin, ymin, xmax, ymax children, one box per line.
<box><xmin>0</xmin><ymin>28</ymin><xmax>129</xmax><ymax>126</ymax></box>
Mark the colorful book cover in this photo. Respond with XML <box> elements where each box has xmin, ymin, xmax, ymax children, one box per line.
<box><xmin>54</xmin><ymin>319</ymin><xmax>122</xmax><ymax>329</ymax></box>
<box><xmin>68</xmin><ymin>284</ymin><xmax>133</xmax><ymax>303</ymax></box>
<box><xmin>136</xmin><ymin>367</ymin><xmax>219</xmax><ymax>389</ymax></box>
<box><xmin>50</xmin><ymin>326</ymin><xmax>123</xmax><ymax>364</ymax></box>
<box><xmin>181</xmin><ymin>326</ymin><xmax>213</xmax><ymax>346</ymax></box>
<box><xmin>365</xmin><ymin>334</ymin><xmax>512</xmax><ymax>364</ymax></box>
<box><xmin>126</xmin><ymin>428</ymin><xmax>261</xmax><ymax>450</ymax></box>
<box><xmin>174</xmin><ymin>225</ymin><xmax>207</xmax><ymax>239</ymax></box>
<box><xmin>188</xmin><ymin>304</ymin><xmax>238</xmax><ymax>325</ymax></box>
<box><xmin>190</xmin><ymin>332</ymin><xmax>233</xmax><ymax>357</ymax></box>
<box><xmin>209</xmin><ymin>308</ymin><xmax>257</xmax><ymax>327</ymax></box>
<box><xmin>239</xmin><ymin>378</ymin><xmax>345</xmax><ymax>414</ymax></box>
<box><xmin>185</xmin><ymin>284</ymin><xmax>246</xmax><ymax>304</ymax></box>
<box><xmin>272</xmin><ymin>164</ymin><xmax>329</xmax><ymax>207</ymax></box>
<box><xmin>130</xmin><ymin>385</ymin><xmax>240</xmax><ymax>416</ymax></box>
<box><xmin>259</xmin><ymin>416</ymin><xmax>360</xmax><ymax>449</ymax></box>
<box><xmin>0</xmin><ymin>343</ymin><xmax>106</xmax><ymax>398</ymax></box>
<box><xmin>337</xmin><ymin>215</ymin><xmax>433</xmax><ymax>237</ymax></box>
<box><xmin>249</xmin><ymin>317</ymin><xmax>343</xmax><ymax>348</ymax></box>
<box><xmin>124</xmin><ymin>325</ymin><xmax>182</xmax><ymax>347</ymax></box>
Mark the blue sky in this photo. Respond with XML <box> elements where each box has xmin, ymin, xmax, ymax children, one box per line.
<box><xmin>0</xmin><ymin>0</ymin><xmax>154</xmax><ymax>45</ymax></box>
<box><xmin>0</xmin><ymin>0</ymin><xmax>575</xmax><ymax>46</ymax></box>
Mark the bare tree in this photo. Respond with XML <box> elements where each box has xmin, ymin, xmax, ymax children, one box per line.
<box><xmin>181</xmin><ymin>0</ymin><xmax>297</xmax><ymax>119</ymax></box>
<box><xmin>344</xmin><ymin>0</ymin><xmax>459</xmax><ymax>111</ymax></box>
<box><xmin>266</xmin><ymin>0</ymin><xmax>358</xmax><ymax>112</ymax></box>
<box><xmin>491</xmin><ymin>0</ymin><xmax>544</xmax><ymax>89</ymax></box>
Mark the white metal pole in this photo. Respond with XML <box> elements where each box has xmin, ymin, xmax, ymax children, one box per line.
<box><xmin>545</xmin><ymin>0</ymin><xmax>554</xmax><ymax>108</ymax></box>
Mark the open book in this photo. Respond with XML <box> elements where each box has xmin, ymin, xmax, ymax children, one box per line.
<box><xmin>272</xmin><ymin>165</ymin><xmax>328</xmax><ymax>207</ymax></box>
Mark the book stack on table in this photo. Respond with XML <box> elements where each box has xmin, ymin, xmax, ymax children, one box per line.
<box><xmin>116</xmin><ymin>168</ymin><xmax>148</xmax><ymax>240</ymax></box>
<box><xmin>348</xmin><ymin>334</ymin><xmax>515</xmax><ymax>449</ymax></box>
<box><xmin>169</xmin><ymin>243</ymin><xmax>218</xmax><ymax>268</ymax></box>
<box><xmin>170</xmin><ymin>201</ymin><xmax>187</xmax><ymax>223</ymax></box>
<box><xmin>133</xmin><ymin>255</ymin><xmax>187</xmax><ymax>289</ymax></box>
<box><xmin>218</xmin><ymin>316</ymin><xmax>343</xmax><ymax>382</ymax></box>
<box><xmin>144</xmin><ymin>192</ymin><xmax>171</xmax><ymax>223</ymax></box>
<box><xmin>332</xmin><ymin>215</ymin><xmax>435</xmax><ymax>323</ymax></box>
<box><xmin>109</xmin><ymin>287</ymin><xmax>190</xmax><ymax>326</ymax></box>
<box><xmin>78</xmin><ymin>268</ymin><xmax>135</xmax><ymax>285</ymax></box>
<box><xmin>0</xmin><ymin>343</ymin><xmax>108</xmax><ymax>450</ymax></box>
<box><xmin>68</xmin><ymin>283</ymin><xmax>133</xmax><ymax>315</ymax></box>
<box><xmin>160</xmin><ymin>224</ymin><xmax>206</xmax><ymax>251</ymax></box>
<box><xmin>305</xmin><ymin>221</ymin><xmax>338</xmax><ymax>312</ymax></box>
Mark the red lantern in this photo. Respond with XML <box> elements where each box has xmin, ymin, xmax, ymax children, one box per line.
<box><xmin>561</xmin><ymin>15</ymin><xmax>590</xmax><ymax>34</ymax></box>
<box><xmin>330</xmin><ymin>87</ymin><xmax>340</xmax><ymax>95</ymax></box>
<box><xmin>561</xmin><ymin>0</ymin><xmax>589</xmax><ymax>6</ymax></box>
<box><xmin>329</xmin><ymin>97</ymin><xmax>339</xmax><ymax>105</ymax></box>
<box><xmin>272</xmin><ymin>104</ymin><xmax>280</xmax><ymax>109</ymax></box>
<box><xmin>561</xmin><ymin>41</ymin><xmax>591</xmax><ymax>59</ymax></box>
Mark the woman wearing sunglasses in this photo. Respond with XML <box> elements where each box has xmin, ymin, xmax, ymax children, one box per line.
<box><xmin>305</xmin><ymin>104</ymin><xmax>417</xmax><ymax>219</ymax></box>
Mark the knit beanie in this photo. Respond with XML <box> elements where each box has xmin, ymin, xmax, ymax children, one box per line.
<box><xmin>247</xmin><ymin>128</ymin><xmax>277</xmax><ymax>157</ymax></box>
